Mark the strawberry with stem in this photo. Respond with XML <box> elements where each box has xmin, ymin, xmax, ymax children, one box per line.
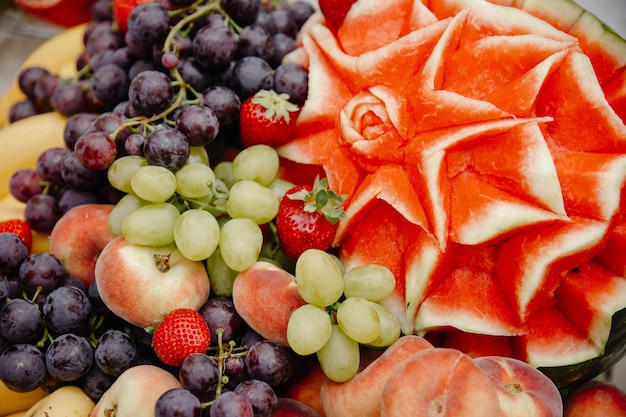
<box><xmin>275</xmin><ymin>176</ymin><xmax>347</xmax><ymax>259</ymax></box>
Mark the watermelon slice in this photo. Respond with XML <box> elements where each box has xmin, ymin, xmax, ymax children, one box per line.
<box><xmin>276</xmin><ymin>0</ymin><xmax>626</xmax><ymax>384</ymax></box>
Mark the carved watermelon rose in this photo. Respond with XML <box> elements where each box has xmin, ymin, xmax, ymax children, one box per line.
<box><xmin>277</xmin><ymin>0</ymin><xmax>626</xmax><ymax>383</ymax></box>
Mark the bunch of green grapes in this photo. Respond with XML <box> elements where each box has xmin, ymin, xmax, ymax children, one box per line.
<box><xmin>107</xmin><ymin>144</ymin><xmax>290</xmax><ymax>277</ymax></box>
<box><xmin>286</xmin><ymin>249</ymin><xmax>401</xmax><ymax>382</ymax></box>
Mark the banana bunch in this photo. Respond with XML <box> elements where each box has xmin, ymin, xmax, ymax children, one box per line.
<box><xmin>0</xmin><ymin>381</ymin><xmax>48</xmax><ymax>417</ymax></box>
<box><xmin>0</xmin><ymin>23</ymin><xmax>86</xmax><ymax>127</ymax></box>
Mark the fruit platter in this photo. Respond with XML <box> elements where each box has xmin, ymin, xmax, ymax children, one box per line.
<box><xmin>1</xmin><ymin>0</ymin><xmax>626</xmax><ymax>416</ymax></box>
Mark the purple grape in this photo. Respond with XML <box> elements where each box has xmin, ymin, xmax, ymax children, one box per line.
<box><xmin>179</xmin><ymin>353</ymin><xmax>220</xmax><ymax>401</ymax></box>
<box><xmin>90</xmin><ymin>63</ymin><xmax>129</xmax><ymax>107</ymax></box>
<box><xmin>0</xmin><ymin>233</ymin><xmax>29</xmax><ymax>274</ymax></box>
<box><xmin>144</xmin><ymin>127</ymin><xmax>190</xmax><ymax>171</ymax></box>
<box><xmin>9</xmin><ymin>168</ymin><xmax>44</xmax><ymax>203</ymax></box>
<box><xmin>221</xmin><ymin>0</ymin><xmax>261</xmax><ymax>26</ymax></box>
<box><xmin>18</xmin><ymin>252</ymin><xmax>65</xmax><ymax>294</ymax></box>
<box><xmin>273</xmin><ymin>63</ymin><xmax>308</xmax><ymax>105</ymax></box>
<box><xmin>33</xmin><ymin>73</ymin><xmax>61</xmax><ymax>111</ymax></box>
<box><xmin>42</xmin><ymin>286</ymin><xmax>92</xmax><ymax>336</ymax></box>
<box><xmin>128</xmin><ymin>70</ymin><xmax>173</xmax><ymax>116</ymax></box>
<box><xmin>0</xmin><ymin>344</ymin><xmax>47</xmax><ymax>392</ymax></box>
<box><xmin>51</xmin><ymin>83</ymin><xmax>88</xmax><ymax>116</ymax></box>
<box><xmin>223</xmin><ymin>354</ymin><xmax>248</xmax><ymax>390</ymax></box>
<box><xmin>36</xmin><ymin>147</ymin><xmax>70</xmax><ymax>185</ymax></box>
<box><xmin>18</xmin><ymin>66</ymin><xmax>50</xmax><ymax>99</ymax></box>
<box><xmin>46</xmin><ymin>333</ymin><xmax>94</xmax><ymax>381</ymax></box>
<box><xmin>124</xmin><ymin>133</ymin><xmax>146</xmax><ymax>155</ymax></box>
<box><xmin>0</xmin><ymin>276</ymin><xmax>8</xmax><ymax>305</ymax></box>
<box><xmin>63</xmin><ymin>112</ymin><xmax>98</xmax><ymax>150</ymax></box>
<box><xmin>210</xmin><ymin>391</ymin><xmax>254</xmax><ymax>417</ymax></box>
<box><xmin>271</xmin><ymin>9</ymin><xmax>298</xmax><ymax>37</ymax></box>
<box><xmin>230</xmin><ymin>56</ymin><xmax>274</xmax><ymax>100</ymax></box>
<box><xmin>24</xmin><ymin>194</ymin><xmax>63</xmax><ymax>233</ymax></box>
<box><xmin>177</xmin><ymin>57</ymin><xmax>212</xmax><ymax>92</ymax></box>
<box><xmin>127</xmin><ymin>3</ymin><xmax>170</xmax><ymax>45</ymax></box>
<box><xmin>0</xmin><ymin>299</ymin><xmax>43</xmax><ymax>344</ymax></box>
<box><xmin>198</xmin><ymin>297</ymin><xmax>245</xmax><ymax>344</ymax></box>
<box><xmin>94</xmin><ymin>330</ymin><xmax>137</xmax><ymax>377</ymax></box>
<box><xmin>74</xmin><ymin>130</ymin><xmax>118</xmax><ymax>171</ymax></box>
<box><xmin>58</xmin><ymin>187</ymin><xmax>100</xmax><ymax>213</ymax></box>
<box><xmin>175</xmin><ymin>105</ymin><xmax>220</xmax><ymax>146</ymax></box>
<box><xmin>270</xmin><ymin>33</ymin><xmax>297</xmax><ymax>68</ymax></box>
<box><xmin>200</xmin><ymin>86</ymin><xmax>241</xmax><ymax>130</ymax></box>
<box><xmin>234</xmin><ymin>379</ymin><xmax>278</xmax><ymax>417</ymax></box>
<box><xmin>245</xmin><ymin>340</ymin><xmax>293</xmax><ymax>387</ymax></box>
<box><xmin>237</xmin><ymin>25</ymin><xmax>274</xmax><ymax>62</ymax></box>
<box><xmin>8</xmin><ymin>100</ymin><xmax>39</xmax><ymax>123</ymax></box>
<box><xmin>61</xmin><ymin>152</ymin><xmax>106</xmax><ymax>190</ymax></box>
<box><xmin>289</xmin><ymin>1</ymin><xmax>316</xmax><ymax>28</ymax></box>
<box><xmin>156</xmin><ymin>388</ymin><xmax>202</xmax><ymax>417</ymax></box>
<box><xmin>192</xmin><ymin>25</ymin><xmax>238</xmax><ymax>71</ymax></box>
<box><xmin>80</xmin><ymin>365</ymin><xmax>115</xmax><ymax>402</ymax></box>
<box><xmin>85</xmin><ymin>26</ymin><xmax>124</xmax><ymax>57</ymax></box>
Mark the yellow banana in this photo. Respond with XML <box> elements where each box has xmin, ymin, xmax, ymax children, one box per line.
<box><xmin>0</xmin><ymin>111</ymin><xmax>67</xmax><ymax>200</ymax></box>
<box><xmin>22</xmin><ymin>386</ymin><xmax>94</xmax><ymax>417</ymax></box>
<box><xmin>0</xmin><ymin>381</ymin><xmax>48</xmax><ymax>417</ymax></box>
<box><xmin>0</xmin><ymin>23</ymin><xmax>87</xmax><ymax>127</ymax></box>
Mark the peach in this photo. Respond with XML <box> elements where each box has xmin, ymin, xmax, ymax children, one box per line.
<box><xmin>49</xmin><ymin>204</ymin><xmax>115</xmax><ymax>287</ymax></box>
<box><xmin>474</xmin><ymin>356</ymin><xmax>563</xmax><ymax>417</ymax></box>
<box><xmin>381</xmin><ymin>348</ymin><xmax>504</xmax><ymax>417</ymax></box>
<box><xmin>94</xmin><ymin>236</ymin><xmax>210</xmax><ymax>328</ymax></box>
<box><xmin>321</xmin><ymin>335</ymin><xmax>434</xmax><ymax>417</ymax></box>
<box><xmin>563</xmin><ymin>380</ymin><xmax>626</xmax><ymax>417</ymax></box>
<box><xmin>232</xmin><ymin>261</ymin><xmax>306</xmax><ymax>346</ymax></box>
<box><xmin>90</xmin><ymin>365</ymin><xmax>182</xmax><ymax>417</ymax></box>
<box><xmin>283</xmin><ymin>361</ymin><xmax>328</xmax><ymax>416</ymax></box>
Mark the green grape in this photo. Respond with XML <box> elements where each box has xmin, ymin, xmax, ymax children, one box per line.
<box><xmin>287</xmin><ymin>304</ymin><xmax>332</xmax><ymax>356</ymax></box>
<box><xmin>175</xmin><ymin>163</ymin><xmax>216</xmax><ymax>199</ymax></box>
<box><xmin>316</xmin><ymin>325</ymin><xmax>360</xmax><ymax>383</ymax></box>
<box><xmin>121</xmin><ymin>202</ymin><xmax>180</xmax><ymax>246</ymax></box>
<box><xmin>131</xmin><ymin>165</ymin><xmax>177</xmax><ymax>203</ymax></box>
<box><xmin>174</xmin><ymin>209</ymin><xmax>220</xmax><ymax>261</ymax></box>
<box><xmin>231</xmin><ymin>144</ymin><xmax>279</xmax><ymax>186</ymax></box>
<box><xmin>219</xmin><ymin>217</ymin><xmax>263</xmax><ymax>272</ymax></box>
<box><xmin>226</xmin><ymin>180</ymin><xmax>279</xmax><ymax>224</ymax></box>
<box><xmin>336</xmin><ymin>296</ymin><xmax>380</xmax><ymax>344</ymax></box>
<box><xmin>268</xmin><ymin>177</ymin><xmax>295</xmax><ymax>200</ymax></box>
<box><xmin>214</xmin><ymin>161</ymin><xmax>234</xmax><ymax>188</ymax></box>
<box><xmin>107</xmin><ymin>155</ymin><xmax>148</xmax><ymax>193</ymax></box>
<box><xmin>206</xmin><ymin>246</ymin><xmax>239</xmax><ymax>297</ymax></box>
<box><xmin>365</xmin><ymin>302</ymin><xmax>401</xmax><ymax>348</ymax></box>
<box><xmin>295</xmin><ymin>249</ymin><xmax>344</xmax><ymax>307</ymax></box>
<box><xmin>342</xmin><ymin>264</ymin><xmax>396</xmax><ymax>301</ymax></box>
<box><xmin>186</xmin><ymin>145</ymin><xmax>210</xmax><ymax>165</ymax></box>
<box><xmin>108</xmin><ymin>193</ymin><xmax>150</xmax><ymax>236</ymax></box>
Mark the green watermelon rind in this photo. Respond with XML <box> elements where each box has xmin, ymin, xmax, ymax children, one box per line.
<box><xmin>539</xmin><ymin>306</ymin><xmax>626</xmax><ymax>389</ymax></box>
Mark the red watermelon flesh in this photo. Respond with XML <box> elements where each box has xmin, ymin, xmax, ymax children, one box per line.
<box><xmin>514</xmin><ymin>306</ymin><xmax>601</xmax><ymax>367</ymax></box>
<box><xmin>556</xmin><ymin>260</ymin><xmax>626</xmax><ymax>351</ymax></box>
<box><xmin>277</xmin><ymin>0</ymin><xmax>626</xmax><ymax>369</ymax></box>
<box><xmin>595</xmin><ymin>219</ymin><xmax>626</xmax><ymax>276</ymax></box>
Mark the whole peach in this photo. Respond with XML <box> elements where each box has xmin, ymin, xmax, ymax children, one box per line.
<box><xmin>564</xmin><ymin>380</ymin><xmax>626</xmax><ymax>417</ymax></box>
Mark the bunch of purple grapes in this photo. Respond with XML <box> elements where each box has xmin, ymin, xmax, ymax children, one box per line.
<box><xmin>0</xmin><ymin>244</ymin><xmax>131</xmax><ymax>398</ymax></box>
<box><xmin>8</xmin><ymin>0</ymin><xmax>313</xmax><ymax>235</ymax></box>
<box><xmin>0</xmin><ymin>243</ymin><xmax>302</xmax><ymax>412</ymax></box>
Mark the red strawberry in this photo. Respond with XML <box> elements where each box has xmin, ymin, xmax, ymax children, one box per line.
<box><xmin>318</xmin><ymin>0</ymin><xmax>358</xmax><ymax>30</ymax></box>
<box><xmin>0</xmin><ymin>219</ymin><xmax>33</xmax><ymax>253</ymax></box>
<box><xmin>151</xmin><ymin>308</ymin><xmax>211</xmax><ymax>367</ymax></box>
<box><xmin>112</xmin><ymin>0</ymin><xmax>151</xmax><ymax>32</ymax></box>
<box><xmin>239</xmin><ymin>89</ymin><xmax>300</xmax><ymax>148</ymax></box>
<box><xmin>275</xmin><ymin>176</ymin><xmax>346</xmax><ymax>259</ymax></box>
